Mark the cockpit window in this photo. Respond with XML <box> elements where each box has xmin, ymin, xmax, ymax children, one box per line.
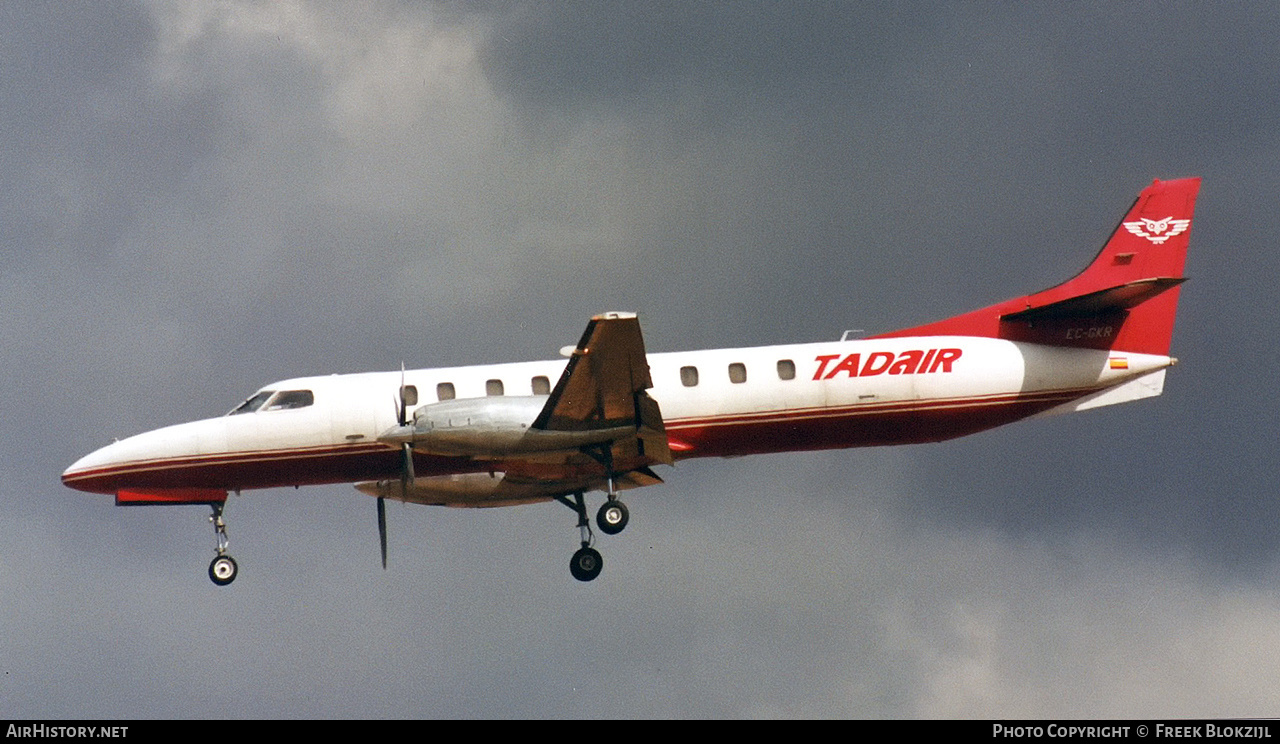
<box><xmin>262</xmin><ymin>390</ymin><xmax>314</xmax><ymax>411</ymax></box>
<box><xmin>229</xmin><ymin>391</ymin><xmax>274</xmax><ymax>416</ymax></box>
<box><xmin>227</xmin><ymin>389</ymin><xmax>315</xmax><ymax>415</ymax></box>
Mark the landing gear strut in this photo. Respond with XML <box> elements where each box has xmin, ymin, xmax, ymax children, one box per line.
<box><xmin>556</xmin><ymin>488</ymin><xmax>629</xmax><ymax>582</ymax></box>
<box><xmin>207</xmin><ymin>502</ymin><xmax>238</xmax><ymax>586</ymax></box>
<box><xmin>594</xmin><ymin>468</ymin><xmax>630</xmax><ymax>536</ymax></box>
<box><xmin>556</xmin><ymin>492</ymin><xmax>602</xmax><ymax>582</ymax></box>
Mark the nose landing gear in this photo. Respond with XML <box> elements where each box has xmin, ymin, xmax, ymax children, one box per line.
<box><xmin>207</xmin><ymin>502</ymin><xmax>238</xmax><ymax>586</ymax></box>
<box><xmin>209</xmin><ymin>554</ymin><xmax>238</xmax><ymax>585</ymax></box>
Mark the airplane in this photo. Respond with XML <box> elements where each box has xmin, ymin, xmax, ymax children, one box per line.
<box><xmin>62</xmin><ymin>177</ymin><xmax>1201</xmax><ymax>585</ymax></box>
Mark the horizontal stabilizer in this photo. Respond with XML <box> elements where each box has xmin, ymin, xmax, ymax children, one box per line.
<box><xmin>1001</xmin><ymin>277</ymin><xmax>1186</xmax><ymax>322</ymax></box>
<box><xmin>1031</xmin><ymin>368</ymin><xmax>1168</xmax><ymax>418</ymax></box>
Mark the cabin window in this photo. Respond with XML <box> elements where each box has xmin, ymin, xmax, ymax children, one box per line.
<box><xmin>486</xmin><ymin>379</ymin><xmax>505</xmax><ymax>396</ymax></box>
<box><xmin>777</xmin><ymin>359</ymin><xmax>796</xmax><ymax>380</ymax></box>
<box><xmin>437</xmin><ymin>382</ymin><xmax>455</xmax><ymax>401</ymax></box>
<box><xmin>400</xmin><ymin>385</ymin><xmax>418</xmax><ymax>407</ymax></box>
<box><xmin>680</xmin><ymin>366</ymin><xmax>699</xmax><ymax>387</ymax></box>
<box><xmin>532</xmin><ymin>375</ymin><xmax>551</xmax><ymax>395</ymax></box>
<box><xmin>262</xmin><ymin>390</ymin><xmax>314</xmax><ymax>411</ymax></box>
<box><xmin>728</xmin><ymin>363</ymin><xmax>747</xmax><ymax>384</ymax></box>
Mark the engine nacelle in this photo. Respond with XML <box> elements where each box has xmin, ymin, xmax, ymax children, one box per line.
<box><xmin>378</xmin><ymin>396</ymin><xmax>632</xmax><ymax>458</ymax></box>
<box><xmin>355</xmin><ymin>471</ymin><xmax>551</xmax><ymax>507</ymax></box>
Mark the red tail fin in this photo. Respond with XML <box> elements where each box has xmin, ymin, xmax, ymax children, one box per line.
<box><xmin>874</xmin><ymin>178</ymin><xmax>1200</xmax><ymax>355</ymax></box>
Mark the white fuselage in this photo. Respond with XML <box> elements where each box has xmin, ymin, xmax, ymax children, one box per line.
<box><xmin>61</xmin><ymin>336</ymin><xmax>1172</xmax><ymax>501</ymax></box>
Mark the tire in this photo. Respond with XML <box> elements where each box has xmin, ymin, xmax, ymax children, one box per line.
<box><xmin>209</xmin><ymin>555</ymin><xmax>238</xmax><ymax>586</ymax></box>
<box><xmin>569</xmin><ymin>547</ymin><xmax>603</xmax><ymax>582</ymax></box>
<box><xmin>596</xmin><ymin>500</ymin><xmax>629</xmax><ymax>535</ymax></box>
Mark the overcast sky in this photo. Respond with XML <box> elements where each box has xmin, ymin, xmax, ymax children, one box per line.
<box><xmin>4</xmin><ymin>1</ymin><xmax>1280</xmax><ymax>718</ymax></box>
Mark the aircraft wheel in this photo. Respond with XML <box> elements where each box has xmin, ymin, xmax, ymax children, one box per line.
<box><xmin>209</xmin><ymin>555</ymin><xmax>238</xmax><ymax>586</ymax></box>
<box><xmin>596</xmin><ymin>500</ymin><xmax>629</xmax><ymax>535</ymax></box>
<box><xmin>570</xmin><ymin>547</ymin><xmax>603</xmax><ymax>582</ymax></box>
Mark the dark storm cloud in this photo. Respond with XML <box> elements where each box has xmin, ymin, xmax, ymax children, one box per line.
<box><xmin>0</xmin><ymin>3</ymin><xmax>160</xmax><ymax>268</ymax></box>
<box><xmin>482</xmin><ymin>1</ymin><xmax>905</xmax><ymax>106</ymax></box>
<box><xmin>5</xmin><ymin>0</ymin><xmax>1280</xmax><ymax>719</ymax></box>
<box><xmin>479</xmin><ymin>1</ymin><xmax>1274</xmax><ymax>160</ymax></box>
<box><xmin>478</xmin><ymin>2</ymin><xmax>1280</xmax><ymax>342</ymax></box>
<box><xmin>469</xmin><ymin>2</ymin><xmax>1280</xmax><ymax>575</ymax></box>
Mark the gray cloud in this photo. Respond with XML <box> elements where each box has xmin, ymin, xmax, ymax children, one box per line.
<box><xmin>3</xmin><ymin>0</ymin><xmax>1278</xmax><ymax>718</ymax></box>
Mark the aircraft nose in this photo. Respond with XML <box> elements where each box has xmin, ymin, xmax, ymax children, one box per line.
<box><xmin>61</xmin><ymin>418</ymin><xmax>211</xmax><ymax>494</ymax></box>
<box><xmin>61</xmin><ymin>441</ymin><xmax>125</xmax><ymax>494</ymax></box>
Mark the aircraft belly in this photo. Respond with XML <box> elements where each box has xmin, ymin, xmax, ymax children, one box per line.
<box><xmin>666</xmin><ymin>391</ymin><xmax>1081</xmax><ymax>457</ymax></box>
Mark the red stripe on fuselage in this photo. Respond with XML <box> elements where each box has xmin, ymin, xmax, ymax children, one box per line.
<box><xmin>664</xmin><ymin>388</ymin><xmax>1085</xmax><ymax>457</ymax></box>
<box><xmin>62</xmin><ymin>443</ymin><xmax>415</xmax><ymax>494</ymax></box>
<box><xmin>63</xmin><ymin>387</ymin><xmax>1088</xmax><ymax>495</ymax></box>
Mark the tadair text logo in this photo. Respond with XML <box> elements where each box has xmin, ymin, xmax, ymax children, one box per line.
<box><xmin>1123</xmin><ymin>216</ymin><xmax>1191</xmax><ymax>245</ymax></box>
<box><xmin>814</xmin><ymin>348</ymin><xmax>962</xmax><ymax>380</ymax></box>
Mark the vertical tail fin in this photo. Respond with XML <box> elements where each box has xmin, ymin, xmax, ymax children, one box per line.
<box><xmin>874</xmin><ymin>178</ymin><xmax>1201</xmax><ymax>355</ymax></box>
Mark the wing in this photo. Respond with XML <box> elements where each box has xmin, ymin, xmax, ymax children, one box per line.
<box><xmin>534</xmin><ymin>311</ymin><xmax>673</xmax><ymax>468</ymax></box>
<box><xmin>363</xmin><ymin>312</ymin><xmax>673</xmax><ymax>507</ymax></box>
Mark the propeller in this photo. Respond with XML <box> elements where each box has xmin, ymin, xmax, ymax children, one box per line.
<box><xmin>377</xmin><ymin>494</ymin><xmax>387</xmax><ymax>570</ymax></box>
<box><xmin>379</xmin><ymin>364</ymin><xmax>417</xmax><ymax>570</ymax></box>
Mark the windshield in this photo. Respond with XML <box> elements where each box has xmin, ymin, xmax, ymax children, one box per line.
<box><xmin>262</xmin><ymin>390</ymin><xmax>314</xmax><ymax>411</ymax></box>
<box><xmin>227</xmin><ymin>389</ymin><xmax>315</xmax><ymax>415</ymax></box>
<box><xmin>228</xmin><ymin>391</ymin><xmax>274</xmax><ymax>416</ymax></box>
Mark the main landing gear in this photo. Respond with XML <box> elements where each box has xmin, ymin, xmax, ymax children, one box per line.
<box><xmin>597</xmin><ymin>498</ymin><xmax>629</xmax><ymax>535</ymax></box>
<box><xmin>207</xmin><ymin>502</ymin><xmax>238</xmax><ymax>586</ymax></box>
<box><xmin>556</xmin><ymin>489</ymin><xmax>630</xmax><ymax>583</ymax></box>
